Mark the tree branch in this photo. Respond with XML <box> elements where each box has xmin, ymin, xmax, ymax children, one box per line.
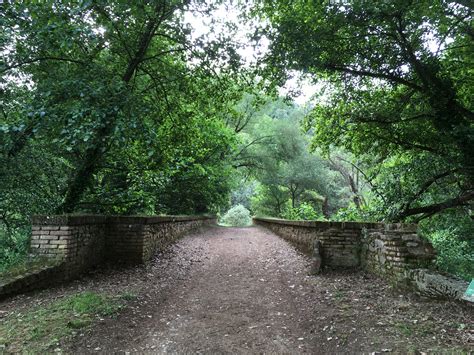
<box><xmin>2</xmin><ymin>56</ymin><xmax>87</xmax><ymax>73</ymax></box>
<box><xmin>325</xmin><ymin>64</ymin><xmax>422</xmax><ymax>90</ymax></box>
<box><xmin>396</xmin><ymin>190</ymin><xmax>474</xmax><ymax>221</ymax></box>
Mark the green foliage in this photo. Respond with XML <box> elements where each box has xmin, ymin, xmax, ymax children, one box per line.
<box><xmin>0</xmin><ymin>1</ymin><xmax>257</xmax><ymax>263</ymax></box>
<box><xmin>234</xmin><ymin>98</ymin><xmax>352</xmax><ymax>218</ymax></box>
<box><xmin>282</xmin><ymin>202</ymin><xmax>325</xmax><ymax>221</ymax></box>
<box><xmin>428</xmin><ymin>228</ymin><xmax>474</xmax><ymax>281</ymax></box>
<box><xmin>249</xmin><ymin>0</ymin><xmax>474</xmax><ymax>278</ymax></box>
<box><xmin>250</xmin><ymin>183</ymin><xmax>287</xmax><ymax>218</ymax></box>
<box><xmin>332</xmin><ymin>203</ymin><xmax>371</xmax><ymax>222</ymax></box>
<box><xmin>220</xmin><ymin>204</ymin><xmax>252</xmax><ymax>227</ymax></box>
<box><xmin>419</xmin><ymin>210</ymin><xmax>474</xmax><ymax>280</ymax></box>
<box><xmin>230</xmin><ymin>180</ymin><xmax>257</xmax><ymax>210</ymax></box>
<box><xmin>2</xmin><ymin>0</ymin><xmax>472</xmax><ymax>280</ymax></box>
<box><xmin>255</xmin><ymin>0</ymin><xmax>473</xmax><ymax>222</ymax></box>
<box><xmin>0</xmin><ymin>292</ymin><xmax>125</xmax><ymax>353</ymax></box>
<box><xmin>0</xmin><ymin>226</ymin><xmax>31</xmax><ymax>272</ymax></box>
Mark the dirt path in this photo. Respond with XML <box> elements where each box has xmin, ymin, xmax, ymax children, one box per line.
<box><xmin>72</xmin><ymin>226</ymin><xmax>319</xmax><ymax>353</ymax></box>
<box><xmin>67</xmin><ymin>226</ymin><xmax>472</xmax><ymax>354</ymax></box>
<box><xmin>2</xmin><ymin>225</ymin><xmax>472</xmax><ymax>354</ymax></box>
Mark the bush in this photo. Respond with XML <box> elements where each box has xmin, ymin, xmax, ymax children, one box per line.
<box><xmin>333</xmin><ymin>202</ymin><xmax>377</xmax><ymax>222</ymax></box>
<box><xmin>0</xmin><ymin>225</ymin><xmax>31</xmax><ymax>272</ymax></box>
<box><xmin>220</xmin><ymin>204</ymin><xmax>252</xmax><ymax>227</ymax></box>
<box><xmin>428</xmin><ymin>228</ymin><xmax>474</xmax><ymax>281</ymax></box>
<box><xmin>283</xmin><ymin>202</ymin><xmax>325</xmax><ymax>221</ymax></box>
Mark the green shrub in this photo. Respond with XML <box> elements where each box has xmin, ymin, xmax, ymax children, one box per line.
<box><xmin>333</xmin><ymin>202</ymin><xmax>376</xmax><ymax>222</ymax></box>
<box><xmin>220</xmin><ymin>204</ymin><xmax>252</xmax><ymax>227</ymax></box>
<box><xmin>283</xmin><ymin>202</ymin><xmax>325</xmax><ymax>221</ymax></box>
<box><xmin>0</xmin><ymin>225</ymin><xmax>31</xmax><ymax>272</ymax></box>
<box><xmin>428</xmin><ymin>228</ymin><xmax>474</xmax><ymax>281</ymax></box>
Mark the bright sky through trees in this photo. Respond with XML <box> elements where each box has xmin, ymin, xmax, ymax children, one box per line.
<box><xmin>183</xmin><ymin>3</ymin><xmax>319</xmax><ymax>104</ymax></box>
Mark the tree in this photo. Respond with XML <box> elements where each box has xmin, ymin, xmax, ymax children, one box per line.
<box><xmin>254</xmin><ymin>0</ymin><xmax>473</xmax><ymax>221</ymax></box>
<box><xmin>233</xmin><ymin>99</ymin><xmax>349</xmax><ymax>218</ymax></box>
<box><xmin>1</xmin><ymin>0</ymin><xmax>253</xmax><ymax>214</ymax></box>
<box><xmin>0</xmin><ymin>1</ymin><xmax>259</xmax><ymax>268</ymax></box>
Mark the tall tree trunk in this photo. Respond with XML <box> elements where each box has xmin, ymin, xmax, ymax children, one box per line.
<box><xmin>322</xmin><ymin>197</ymin><xmax>330</xmax><ymax>219</ymax></box>
<box><xmin>57</xmin><ymin>3</ymin><xmax>168</xmax><ymax>213</ymax></box>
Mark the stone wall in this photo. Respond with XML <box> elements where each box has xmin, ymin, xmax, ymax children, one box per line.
<box><xmin>253</xmin><ymin>218</ymin><xmax>383</xmax><ymax>267</ymax></box>
<box><xmin>361</xmin><ymin>224</ymin><xmax>435</xmax><ymax>281</ymax></box>
<box><xmin>253</xmin><ymin>217</ymin><xmax>470</xmax><ymax>300</ymax></box>
<box><xmin>1</xmin><ymin>215</ymin><xmax>215</xmax><ymax>298</ymax></box>
<box><xmin>31</xmin><ymin>215</ymin><xmax>108</xmax><ymax>278</ymax></box>
<box><xmin>105</xmin><ymin>216</ymin><xmax>216</xmax><ymax>263</ymax></box>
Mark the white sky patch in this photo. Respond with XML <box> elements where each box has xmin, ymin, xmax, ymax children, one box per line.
<box><xmin>278</xmin><ymin>73</ymin><xmax>324</xmax><ymax>105</ymax></box>
<box><xmin>184</xmin><ymin>4</ymin><xmax>320</xmax><ymax>105</ymax></box>
<box><xmin>184</xmin><ymin>4</ymin><xmax>269</xmax><ymax>65</ymax></box>
<box><xmin>184</xmin><ymin>8</ymin><xmax>458</xmax><ymax>106</ymax></box>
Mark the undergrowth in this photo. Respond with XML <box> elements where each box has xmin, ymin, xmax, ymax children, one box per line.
<box><xmin>0</xmin><ymin>225</ymin><xmax>31</xmax><ymax>273</ymax></box>
<box><xmin>0</xmin><ymin>291</ymin><xmax>127</xmax><ymax>353</ymax></box>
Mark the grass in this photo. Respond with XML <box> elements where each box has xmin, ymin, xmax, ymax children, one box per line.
<box><xmin>0</xmin><ymin>257</ymin><xmax>61</xmax><ymax>283</ymax></box>
<box><xmin>0</xmin><ymin>291</ymin><xmax>126</xmax><ymax>353</ymax></box>
<box><xmin>119</xmin><ymin>291</ymin><xmax>138</xmax><ymax>301</ymax></box>
<box><xmin>394</xmin><ymin>321</ymin><xmax>435</xmax><ymax>338</ymax></box>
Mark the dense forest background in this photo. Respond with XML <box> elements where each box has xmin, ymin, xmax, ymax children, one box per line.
<box><xmin>1</xmin><ymin>1</ymin><xmax>472</xmax><ymax>279</ymax></box>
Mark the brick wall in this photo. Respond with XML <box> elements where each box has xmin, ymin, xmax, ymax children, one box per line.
<box><xmin>31</xmin><ymin>215</ymin><xmax>215</xmax><ymax>266</ymax></box>
<box><xmin>31</xmin><ymin>215</ymin><xmax>108</xmax><ymax>278</ymax></box>
<box><xmin>253</xmin><ymin>218</ymin><xmax>382</xmax><ymax>267</ymax></box>
<box><xmin>1</xmin><ymin>215</ymin><xmax>215</xmax><ymax>298</ymax></box>
<box><xmin>253</xmin><ymin>217</ymin><xmax>436</xmax><ymax>282</ymax></box>
<box><xmin>254</xmin><ymin>217</ymin><xmax>471</xmax><ymax>301</ymax></box>
<box><xmin>105</xmin><ymin>216</ymin><xmax>216</xmax><ymax>264</ymax></box>
<box><xmin>361</xmin><ymin>224</ymin><xmax>436</xmax><ymax>281</ymax></box>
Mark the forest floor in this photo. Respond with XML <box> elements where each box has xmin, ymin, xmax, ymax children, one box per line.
<box><xmin>0</xmin><ymin>225</ymin><xmax>472</xmax><ymax>354</ymax></box>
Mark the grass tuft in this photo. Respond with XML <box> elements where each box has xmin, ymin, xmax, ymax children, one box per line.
<box><xmin>0</xmin><ymin>291</ymin><xmax>125</xmax><ymax>353</ymax></box>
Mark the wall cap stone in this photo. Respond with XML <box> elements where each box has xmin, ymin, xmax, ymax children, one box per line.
<box><xmin>253</xmin><ymin>217</ymin><xmax>417</xmax><ymax>231</ymax></box>
<box><xmin>32</xmin><ymin>214</ymin><xmax>216</xmax><ymax>226</ymax></box>
<box><xmin>31</xmin><ymin>215</ymin><xmax>108</xmax><ymax>226</ymax></box>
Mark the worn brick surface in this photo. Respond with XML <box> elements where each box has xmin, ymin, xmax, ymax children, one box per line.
<box><xmin>0</xmin><ymin>215</ymin><xmax>216</xmax><ymax>298</ymax></box>
<box><xmin>253</xmin><ymin>217</ymin><xmax>435</xmax><ymax>283</ymax></box>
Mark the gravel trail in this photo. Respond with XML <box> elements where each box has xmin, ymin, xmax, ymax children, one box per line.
<box><xmin>72</xmin><ymin>226</ymin><xmax>318</xmax><ymax>353</ymax></box>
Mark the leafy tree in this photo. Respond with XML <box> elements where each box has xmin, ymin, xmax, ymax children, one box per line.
<box><xmin>254</xmin><ymin>0</ymin><xmax>473</xmax><ymax>222</ymax></box>
<box><xmin>283</xmin><ymin>202</ymin><xmax>325</xmax><ymax>221</ymax></box>
<box><xmin>233</xmin><ymin>98</ymin><xmax>350</xmax><ymax>218</ymax></box>
<box><xmin>0</xmin><ymin>0</ymin><xmax>256</xmax><ymax>268</ymax></box>
<box><xmin>251</xmin><ymin>0</ymin><xmax>473</xmax><ymax>279</ymax></box>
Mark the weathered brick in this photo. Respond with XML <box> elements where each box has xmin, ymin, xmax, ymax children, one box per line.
<box><xmin>50</xmin><ymin>240</ymin><xmax>68</xmax><ymax>245</ymax></box>
<box><xmin>41</xmin><ymin>226</ymin><xmax>60</xmax><ymax>231</ymax></box>
<box><xmin>401</xmin><ymin>234</ymin><xmax>420</xmax><ymax>242</ymax></box>
<box><xmin>41</xmin><ymin>235</ymin><xmax>59</xmax><ymax>240</ymax></box>
<box><xmin>35</xmin><ymin>239</ymin><xmax>50</xmax><ymax>244</ymax></box>
<box><xmin>49</xmin><ymin>230</ymin><xmax>70</xmax><ymax>236</ymax></box>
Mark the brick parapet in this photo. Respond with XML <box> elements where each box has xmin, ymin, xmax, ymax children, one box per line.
<box><xmin>253</xmin><ymin>217</ymin><xmax>435</xmax><ymax>280</ymax></box>
<box><xmin>14</xmin><ymin>214</ymin><xmax>217</xmax><ymax>297</ymax></box>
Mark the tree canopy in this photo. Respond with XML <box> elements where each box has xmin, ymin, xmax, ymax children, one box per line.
<box><xmin>1</xmin><ymin>0</ymin><xmax>251</xmax><ymax>220</ymax></box>
<box><xmin>253</xmin><ymin>0</ymin><xmax>473</xmax><ymax>222</ymax></box>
